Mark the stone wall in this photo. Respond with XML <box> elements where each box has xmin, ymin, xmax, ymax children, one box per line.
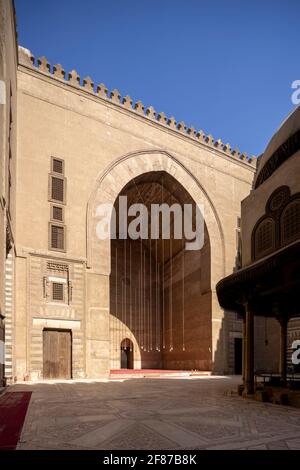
<box><xmin>241</xmin><ymin>150</ymin><xmax>300</xmax><ymax>267</ymax></box>
<box><xmin>0</xmin><ymin>0</ymin><xmax>17</xmax><ymax>386</ymax></box>
<box><xmin>27</xmin><ymin>256</ymin><xmax>86</xmax><ymax>380</ymax></box>
<box><xmin>110</xmin><ymin>239</ymin><xmax>162</xmax><ymax>370</ymax></box>
<box><xmin>254</xmin><ymin>317</ymin><xmax>280</xmax><ymax>373</ymax></box>
<box><xmin>12</xmin><ymin>47</ymin><xmax>255</xmax><ymax>379</ymax></box>
<box><xmin>163</xmin><ymin>235</ymin><xmax>211</xmax><ymax>370</ymax></box>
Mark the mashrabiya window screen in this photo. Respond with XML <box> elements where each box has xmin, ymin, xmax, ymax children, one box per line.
<box><xmin>52</xmin><ymin>282</ymin><xmax>64</xmax><ymax>301</ymax></box>
<box><xmin>51</xmin><ymin>176</ymin><xmax>64</xmax><ymax>202</ymax></box>
<box><xmin>255</xmin><ymin>218</ymin><xmax>275</xmax><ymax>258</ymax></box>
<box><xmin>52</xmin><ymin>205</ymin><xmax>63</xmax><ymax>222</ymax></box>
<box><xmin>52</xmin><ymin>158</ymin><xmax>64</xmax><ymax>174</ymax></box>
<box><xmin>281</xmin><ymin>200</ymin><xmax>300</xmax><ymax>244</ymax></box>
<box><xmin>51</xmin><ymin>224</ymin><xmax>65</xmax><ymax>250</ymax></box>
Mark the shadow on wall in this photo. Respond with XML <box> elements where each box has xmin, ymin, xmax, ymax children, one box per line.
<box><xmin>109</xmin><ymin>236</ymin><xmax>213</xmax><ymax>371</ymax></box>
<box><xmin>213</xmin><ymin>310</ymin><xmax>244</xmax><ymax>376</ymax></box>
<box><xmin>212</xmin><ymin>310</ymin><xmax>282</xmax><ymax>376</ymax></box>
<box><xmin>108</xmin><ymin>170</ymin><xmax>214</xmax><ymax>371</ymax></box>
<box><xmin>212</xmin><ymin>315</ymin><xmax>228</xmax><ymax>375</ymax></box>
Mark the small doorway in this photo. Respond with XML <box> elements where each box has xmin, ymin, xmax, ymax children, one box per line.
<box><xmin>120</xmin><ymin>339</ymin><xmax>134</xmax><ymax>369</ymax></box>
<box><xmin>234</xmin><ymin>337</ymin><xmax>243</xmax><ymax>374</ymax></box>
<box><xmin>43</xmin><ymin>329</ymin><xmax>72</xmax><ymax>379</ymax></box>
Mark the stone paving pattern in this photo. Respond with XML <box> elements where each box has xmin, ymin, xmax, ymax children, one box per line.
<box><xmin>9</xmin><ymin>376</ymin><xmax>300</xmax><ymax>450</ymax></box>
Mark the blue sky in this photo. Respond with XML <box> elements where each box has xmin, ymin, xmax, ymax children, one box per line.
<box><xmin>15</xmin><ymin>0</ymin><xmax>300</xmax><ymax>157</ymax></box>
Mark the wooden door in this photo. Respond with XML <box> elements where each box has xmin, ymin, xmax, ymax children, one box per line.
<box><xmin>121</xmin><ymin>349</ymin><xmax>127</xmax><ymax>369</ymax></box>
<box><xmin>120</xmin><ymin>347</ymin><xmax>134</xmax><ymax>369</ymax></box>
<box><xmin>43</xmin><ymin>329</ymin><xmax>71</xmax><ymax>379</ymax></box>
<box><xmin>127</xmin><ymin>348</ymin><xmax>134</xmax><ymax>369</ymax></box>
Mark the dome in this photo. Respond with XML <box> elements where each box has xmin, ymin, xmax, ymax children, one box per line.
<box><xmin>254</xmin><ymin>104</ymin><xmax>300</xmax><ymax>188</ymax></box>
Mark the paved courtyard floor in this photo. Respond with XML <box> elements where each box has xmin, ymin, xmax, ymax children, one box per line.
<box><xmin>9</xmin><ymin>376</ymin><xmax>300</xmax><ymax>450</ymax></box>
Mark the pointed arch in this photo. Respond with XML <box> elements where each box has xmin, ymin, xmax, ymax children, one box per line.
<box><xmin>86</xmin><ymin>149</ymin><xmax>225</xmax><ymax>287</ymax></box>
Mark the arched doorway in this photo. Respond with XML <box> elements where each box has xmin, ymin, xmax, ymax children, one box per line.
<box><xmin>86</xmin><ymin>150</ymin><xmax>226</xmax><ymax>378</ymax></box>
<box><xmin>109</xmin><ymin>170</ymin><xmax>211</xmax><ymax>370</ymax></box>
<box><xmin>121</xmin><ymin>338</ymin><xmax>134</xmax><ymax>369</ymax></box>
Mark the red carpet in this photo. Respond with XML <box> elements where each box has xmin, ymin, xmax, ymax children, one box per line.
<box><xmin>0</xmin><ymin>392</ymin><xmax>32</xmax><ymax>450</ymax></box>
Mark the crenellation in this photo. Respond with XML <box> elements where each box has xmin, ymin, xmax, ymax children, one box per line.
<box><xmin>222</xmin><ymin>143</ymin><xmax>231</xmax><ymax>153</ymax></box>
<box><xmin>18</xmin><ymin>46</ymin><xmax>34</xmax><ymax>67</ymax></box>
<box><xmin>110</xmin><ymin>88</ymin><xmax>121</xmax><ymax>103</ymax></box>
<box><xmin>214</xmin><ymin>138</ymin><xmax>223</xmax><ymax>148</ymax></box>
<box><xmin>68</xmin><ymin>69</ymin><xmax>80</xmax><ymax>86</ymax></box>
<box><xmin>157</xmin><ymin>111</ymin><xmax>167</xmax><ymax>125</ymax></box>
<box><xmin>37</xmin><ymin>56</ymin><xmax>50</xmax><ymax>74</ymax></box>
<box><xmin>134</xmin><ymin>100</ymin><xmax>145</xmax><ymax>114</ymax></box>
<box><xmin>177</xmin><ymin>121</ymin><xmax>186</xmax><ymax>133</ymax></box>
<box><xmin>97</xmin><ymin>82</ymin><xmax>108</xmax><ymax>98</ymax></box>
<box><xmin>17</xmin><ymin>46</ymin><xmax>256</xmax><ymax>164</ymax></box>
<box><xmin>196</xmin><ymin>130</ymin><xmax>205</xmax><ymax>142</ymax></box>
<box><xmin>205</xmin><ymin>134</ymin><xmax>214</xmax><ymax>145</ymax></box>
<box><xmin>122</xmin><ymin>95</ymin><xmax>133</xmax><ymax>109</ymax></box>
<box><xmin>231</xmin><ymin>147</ymin><xmax>240</xmax><ymax>158</ymax></box>
<box><xmin>53</xmin><ymin>63</ymin><xmax>65</xmax><ymax>80</ymax></box>
<box><xmin>187</xmin><ymin>126</ymin><xmax>196</xmax><ymax>138</ymax></box>
<box><xmin>146</xmin><ymin>106</ymin><xmax>156</xmax><ymax>119</ymax></box>
<box><xmin>168</xmin><ymin>117</ymin><xmax>177</xmax><ymax>129</ymax></box>
<box><xmin>83</xmin><ymin>76</ymin><xmax>94</xmax><ymax>92</ymax></box>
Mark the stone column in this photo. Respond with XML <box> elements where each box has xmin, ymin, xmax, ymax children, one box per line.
<box><xmin>243</xmin><ymin>303</ymin><xmax>254</xmax><ymax>395</ymax></box>
<box><xmin>279</xmin><ymin>317</ymin><xmax>288</xmax><ymax>382</ymax></box>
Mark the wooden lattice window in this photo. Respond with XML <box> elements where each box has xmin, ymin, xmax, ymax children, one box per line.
<box><xmin>50</xmin><ymin>176</ymin><xmax>65</xmax><ymax>203</ymax></box>
<box><xmin>50</xmin><ymin>224</ymin><xmax>65</xmax><ymax>251</ymax></box>
<box><xmin>254</xmin><ymin>218</ymin><xmax>275</xmax><ymax>260</ymax></box>
<box><xmin>52</xmin><ymin>158</ymin><xmax>64</xmax><ymax>175</ymax></box>
<box><xmin>51</xmin><ymin>205</ymin><xmax>64</xmax><ymax>222</ymax></box>
<box><xmin>47</xmin><ymin>261</ymin><xmax>68</xmax><ymax>272</ymax></box>
<box><xmin>281</xmin><ymin>199</ymin><xmax>300</xmax><ymax>245</ymax></box>
<box><xmin>52</xmin><ymin>282</ymin><xmax>64</xmax><ymax>302</ymax></box>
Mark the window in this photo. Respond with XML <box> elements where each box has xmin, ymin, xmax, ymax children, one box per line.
<box><xmin>51</xmin><ymin>204</ymin><xmax>64</xmax><ymax>222</ymax></box>
<box><xmin>235</xmin><ymin>216</ymin><xmax>242</xmax><ymax>270</ymax></box>
<box><xmin>50</xmin><ymin>175</ymin><xmax>65</xmax><ymax>203</ymax></box>
<box><xmin>47</xmin><ymin>261</ymin><xmax>68</xmax><ymax>272</ymax></box>
<box><xmin>52</xmin><ymin>282</ymin><xmax>64</xmax><ymax>302</ymax></box>
<box><xmin>268</xmin><ymin>186</ymin><xmax>289</xmax><ymax>212</ymax></box>
<box><xmin>254</xmin><ymin>217</ymin><xmax>275</xmax><ymax>260</ymax></box>
<box><xmin>281</xmin><ymin>199</ymin><xmax>300</xmax><ymax>245</ymax></box>
<box><xmin>51</xmin><ymin>157</ymin><xmax>64</xmax><ymax>175</ymax></box>
<box><xmin>49</xmin><ymin>157</ymin><xmax>66</xmax><ymax>252</ymax></box>
<box><xmin>50</xmin><ymin>223</ymin><xmax>65</xmax><ymax>251</ymax></box>
<box><xmin>44</xmin><ymin>264</ymin><xmax>71</xmax><ymax>304</ymax></box>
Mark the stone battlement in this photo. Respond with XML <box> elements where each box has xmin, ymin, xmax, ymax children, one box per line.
<box><xmin>18</xmin><ymin>46</ymin><xmax>256</xmax><ymax>167</ymax></box>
